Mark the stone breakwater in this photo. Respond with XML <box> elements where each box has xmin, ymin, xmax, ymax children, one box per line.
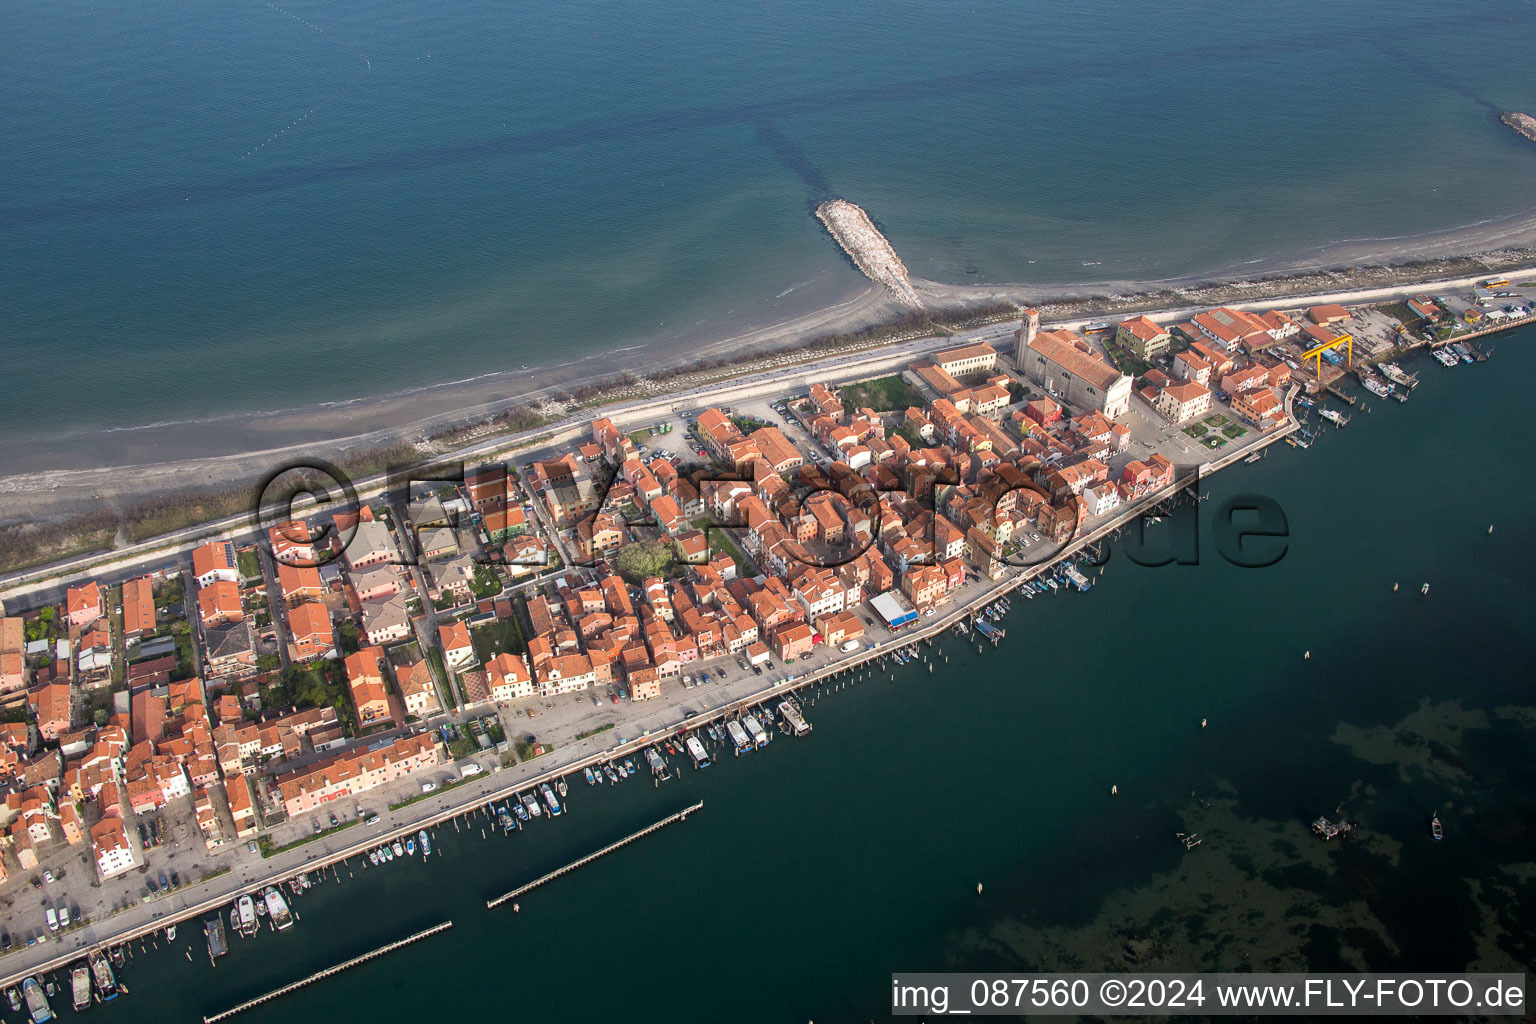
<box><xmin>814</xmin><ymin>199</ymin><xmax>925</xmax><ymax>311</ymax></box>
<box><xmin>1500</xmin><ymin>111</ymin><xmax>1536</xmax><ymax>144</ymax></box>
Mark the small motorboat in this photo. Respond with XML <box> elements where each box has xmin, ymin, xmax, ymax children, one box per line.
<box><xmin>584</xmin><ymin>766</ymin><xmax>596</xmax><ymax>786</ymax></box>
<box><xmin>604</xmin><ymin>764</ymin><xmax>618</xmax><ymax>783</ymax></box>
<box><xmin>392</xmin><ymin>839</ymin><xmax>404</xmax><ymax>857</ymax></box>
<box><xmin>623</xmin><ymin>759</ymin><xmax>635</xmax><ymax>775</ymax></box>
<box><xmin>418</xmin><ymin>829</ymin><xmax>432</xmax><ymax>855</ymax></box>
<box><xmin>368</xmin><ymin>850</ymin><xmax>379</xmax><ymax>865</ymax></box>
<box><xmin>1431</xmin><ymin>814</ymin><xmax>1444</xmax><ymax>841</ymax></box>
<box><xmin>405</xmin><ymin>838</ymin><xmax>416</xmax><ymax>856</ymax></box>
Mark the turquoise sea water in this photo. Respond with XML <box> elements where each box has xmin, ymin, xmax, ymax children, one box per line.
<box><xmin>3</xmin><ymin>0</ymin><xmax>1536</xmax><ymax>444</ymax></box>
<box><xmin>50</xmin><ymin>332</ymin><xmax>1536</xmax><ymax>1022</ymax></box>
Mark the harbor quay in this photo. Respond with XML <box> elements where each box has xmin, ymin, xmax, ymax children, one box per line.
<box><xmin>0</xmin><ymin>271</ymin><xmax>1524</xmax><ymax>1004</ymax></box>
<box><xmin>0</xmin><ymin>406</ymin><xmax>1293</xmax><ymax>993</ymax></box>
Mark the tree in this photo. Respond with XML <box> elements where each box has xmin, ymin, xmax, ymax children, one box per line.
<box><xmin>614</xmin><ymin>540</ymin><xmax>674</xmax><ymax>584</ymax></box>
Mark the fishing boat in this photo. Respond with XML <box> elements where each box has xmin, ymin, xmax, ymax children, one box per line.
<box><xmin>235</xmin><ymin>895</ymin><xmax>258</xmax><ymax>937</ymax></box>
<box><xmin>557</xmin><ymin>778</ymin><xmax>568</xmax><ymax>798</ymax></box>
<box><xmin>90</xmin><ymin>950</ymin><xmax>121</xmax><ymax>1001</ymax></box>
<box><xmin>418</xmin><ymin>829</ymin><xmax>432</xmax><ymax>855</ymax></box>
<box><xmin>1318</xmin><ymin>407</ymin><xmax>1349</xmax><ymax>427</ymax></box>
<box><xmin>1431</xmin><ymin>814</ymin><xmax>1444</xmax><ymax>840</ymax></box>
<box><xmin>498</xmin><ymin>807</ymin><xmax>515</xmax><ymax>833</ymax></box>
<box><xmin>205</xmin><ymin>916</ymin><xmax>228</xmax><ymax>960</ymax></box>
<box><xmin>263</xmin><ymin>886</ymin><xmax>294</xmax><ymax>931</ymax></box>
<box><xmin>405</xmin><ymin>837</ymin><xmax>416</xmax><ymax>856</ymax></box>
<box><xmin>1379</xmin><ymin>362</ymin><xmax>1415</xmax><ymax>388</ymax></box>
<box><xmin>622</xmin><ymin>759</ymin><xmax>635</xmax><ymax>775</ymax></box>
<box><xmin>584</xmin><ymin>766</ymin><xmax>596</xmax><ymax>786</ymax></box>
<box><xmin>22</xmin><ymin>978</ymin><xmax>51</xmax><ymax>1024</ymax></box>
<box><xmin>1455</xmin><ymin>343</ymin><xmax>1475</xmax><ymax>364</ymax></box>
<box><xmin>1359</xmin><ymin>373</ymin><xmax>1392</xmax><ymax>398</ymax></box>
<box><xmin>539</xmin><ymin>782</ymin><xmax>562</xmax><ymax>816</ymax></box>
<box><xmin>686</xmin><ymin>734</ymin><xmax>712</xmax><ymax>768</ymax></box>
<box><xmin>645</xmin><ymin>747</ymin><xmax>670</xmax><ymax>779</ymax></box>
<box><xmin>778</xmin><ymin>701</ymin><xmax>811</xmax><ymax>736</ymax></box>
<box><xmin>71</xmin><ymin>966</ymin><xmax>91</xmax><ymax>1013</ymax></box>
<box><xmin>725</xmin><ymin>719</ymin><xmax>752</xmax><ymax>753</ymax></box>
<box><xmin>742</xmin><ymin>714</ymin><xmax>768</xmax><ymax>748</ymax></box>
<box><xmin>515</xmin><ymin>795</ymin><xmax>533</xmax><ymax>820</ymax></box>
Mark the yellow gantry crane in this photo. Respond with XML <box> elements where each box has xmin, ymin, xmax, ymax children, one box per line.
<box><xmin>1300</xmin><ymin>331</ymin><xmax>1353</xmax><ymax>376</ymax></box>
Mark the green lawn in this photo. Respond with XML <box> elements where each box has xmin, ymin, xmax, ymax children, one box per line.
<box><xmin>838</xmin><ymin>375</ymin><xmax>923</xmax><ymax>412</ymax></box>
<box><xmin>1204</xmin><ymin>414</ymin><xmax>1230</xmax><ymax>428</ymax></box>
<box><xmin>692</xmin><ymin>517</ymin><xmax>753</xmax><ymax>572</ymax></box>
<box><xmin>1222</xmin><ymin>423</ymin><xmax>1247</xmax><ymax>439</ymax></box>
<box><xmin>471</xmin><ymin>618</ymin><xmax>526</xmax><ymax>662</ymax></box>
<box><xmin>237</xmin><ymin>549</ymin><xmax>260</xmax><ymax>579</ymax></box>
<box><xmin>1184</xmin><ymin>423</ymin><xmax>1209</xmax><ymax>438</ymax></box>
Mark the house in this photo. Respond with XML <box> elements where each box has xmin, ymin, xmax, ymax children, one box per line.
<box><xmin>1155</xmin><ymin>381</ymin><xmax>1214</xmax><ymax>423</ymax></box>
<box><xmin>122</xmin><ymin>576</ymin><xmax>156</xmax><ymax>638</ymax></box>
<box><xmin>769</xmin><ymin>622</ymin><xmax>814</xmax><ymax>661</ymax></box>
<box><xmin>360</xmin><ymin>594</ymin><xmax>411</xmax><ymax>646</ymax></box>
<box><xmin>1232</xmin><ymin>386</ymin><xmax>1286</xmax><ymax>429</ymax></box>
<box><xmin>1115</xmin><ymin>315</ymin><xmax>1171</xmax><ymax>360</ymax></box>
<box><xmin>1309</xmin><ymin>303</ymin><xmax>1350</xmax><ymax>325</ymax></box>
<box><xmin>29</xmin><ymin>682</ymin><xmax>72</xmax><ymax>742</ymax></box>
<box><xmin>192</xmin><ymin>541</ymin><xmax>241</xmax><ymax>586</ymax></box>
<box><xmin>91</xmin><ymin>817</ymin><xmax>136</xmax><ymax>879</ymax></box>
<box><xmin>276</xmin><ymin>733</ymin><xmax>442</xmax><ymax>817</ymax></box>
<box><xmin>344</xmin><ymin>520</ymin><xmax>398</xmax><ymax>570</ymax></box>
<box><xmin>226</xmin><ymin>774</ymin><xmax>258</xmax><ymax>837</ymax></box>
<box><xmin>268</xmin><ymin>521</ymin><xmax>324</xmax><ymax>565</ymax></box>
<box><xmin>439</xmin><ymin>622</ymin><xmax>475</xmax><ymax>669</ymax></box>
<box><xmin>205</xmin><ymin>621</ymin><xmax>256</xmax><ymax>673</ymax></box>
<box><xmin>933</xmin><ymin>341</ymin><xmax>998</xmax><ymax>378</ymax></box>
<box><xmin>345</xmin><ymin>647</ymin><xmax>391</xmax><ymax>726</ymax></box>
<box><xmin>288</xmin><ymin>603</ymin><xmax>335</xmax><ymax>661</ymax></box>
<box><xmin>486</xmin><ymin>652</ymin><xmax>533</xmax><ymax>701</ymax></box>
<box><xmin>197</xmin><ymin>580</ymin><xmax>244</xmax><ymax>627</ymax></box>
<box><xmin>65</xmin><ymin>582</ymin><xmax>103</xmax><ymax>629</ymax></box>
<box><xmin>396</xmin><ymin>659</ymin><xmax>441</xmax><ymax>719</ymax></box>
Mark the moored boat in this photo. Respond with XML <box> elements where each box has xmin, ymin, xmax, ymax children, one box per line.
<box><xmin>205</xmin><ymin>915</ymin><xmax>228</xmax><ymax>960</ymax></box>
<box><xmin>405</xmin><ymin>837</ymin><xmax>416</xmax><ymax>856</ymax></box>
<box><xmin>263</xmin><ymin>887</ymin><xmax>294</xmax><ymax>931</ymax></box>
<box><xmin>521</xmin><ymin>792</ymin><xmax>541</xmax><ymax>818</ymax></box>
<box><xmin>539</xmin><ymin>782</ymin><xmax>562</xmax><ymax>816</ymax></box>
<box><xmin>22</xmin><ymin>978</ymin><xmax>52</xmax><ymax>1024</ymax></box>
<box><xmin>236</xmin><ymin>894</ymin><xmax>258</xmax><ymax>937</ymax></box>
<box><xmin>89</xmin><ymin>950</ymin><xmax>120</xmax><ymax>1002</ymax></box>
<box><xmin>71</xmin><ymin>966</ymin><xmax>91</xmax><ymax>1013</ymax></box>
<box><xmin>685</xmin><ymin>735</ymin><xmax>711</xmax><ymax>768</ymax></box>
<box><xmin>515</xmin><ymin>795</ymin><xmax>532</xmax><ymax>820</ymax></box>
<box><xmin>419</xmin><ymin>829</ymin><xmax>432</xmax><ymax>855</ymax></box>
<box><xmin>584</xmin><ymin>766</ymin><xmax>596</xmax><ymax>786</ymax></box>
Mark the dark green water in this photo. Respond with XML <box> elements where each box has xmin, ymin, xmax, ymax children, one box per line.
<box><xmin>78</xmin><ymin>332</ymin><xmax>1536</xmax><ymax>1021</ymax></box>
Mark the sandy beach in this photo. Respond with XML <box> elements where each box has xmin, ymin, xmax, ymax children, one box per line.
<box><xmin>4</xmin><ymin>211</ymin><xmax>1536</xmax><ymax>531</ymax></box>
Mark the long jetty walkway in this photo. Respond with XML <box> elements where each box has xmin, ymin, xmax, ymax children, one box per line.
<box><xmin>487</xmin><ymin>801</ymin><xmax>703</xmax><ymax>909</ymax></box>
<box><xmin>201</xmin><ymin>920</ymin><xmax>453</xmax><ymax>1023</ymax></box>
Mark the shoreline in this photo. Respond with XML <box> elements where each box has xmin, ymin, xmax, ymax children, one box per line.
<box><xmin>0</xmin><ymin>432</ymin><xmax>1267</xmax><ymax>991</ymax></box>
<box><xmin>3</xmin><ymin>208</ymin><xmax>1535</xmax><ymax>487</ymax></box>
<box><xmin>2</xmin><ymin>254</ymin><xmax>1534</xmax><ymax>587</ymax></box>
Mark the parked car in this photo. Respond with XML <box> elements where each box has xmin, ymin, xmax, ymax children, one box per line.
<box><xmin>421</xmin><ymin>781</ymin><xmax>438</xmax><ymax>793</ymax></box>
<box><xmin>46</xmin><ymin>908</ymin><xmax>58</xmax><ymax>932</ymax></box>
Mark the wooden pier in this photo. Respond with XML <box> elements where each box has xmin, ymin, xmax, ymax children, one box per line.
<box><xmin>486</xmin><ymin>801</ymin><xmax>703</xmax><ymax>910</ymax></box>
<box><xmin>201</xmin><ymin>920</ymin><xmax>453</xmax><ymax>1023</ymax></box>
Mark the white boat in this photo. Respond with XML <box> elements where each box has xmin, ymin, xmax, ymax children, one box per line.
<box><xmin>235</xmin><ymin>895</ymin><xmax>258</xmax><ymax>937</ymax></box>
<box><xmin>1318</xmin><ymin>408</ymin><xmax>1349</xmax><ymax>427</ymax></box>
<box><xmin>368</xmin><ymin>850</ymin><xmax>378</xmax><ymax>865</ymax></box>
<box><xmin>521</xmin><ymin>792</ymin><xmax>541</xmax><ymax>818</ymax></box>
<box><xmin>263</xmin><ymin>887</ymin><xmax>294</xmax><ymax>931</ymax></box>
<box><xmin>392</xmin><ymin>839</ymin><xmax>404</xmax><ymax>857</ymax></box>
<box><xmin>71</xmin><ymin>967</ymin><xmax>90</xmax><ymax>1013</ymax></box>
<box><xmin>685</xmin><ymin>734</ymin><xmax>711</xmax><ymax>768</ymax></box>
<box><xmin>742</xmin><ymin>713</ymin><xmax>769</xmax><ymax>748</ymax></box>
<box><xmin>418</xmin><ymin>829</ymin><xmax>431</xmax><ymax>855</ymax></box>
<box><xmin>778</xmin><ymin>701</ymin><xmax>811</xmax><ymax>736</ymax></box>
<box><xmin>539</xmin><ymin>782</ymin><xmax>562</xmax><ymax>816</ymax></box>
<box><xmin>724</xmin><ymin>719</ymin><xmax>752</xmax><ymax>752</ymax></box>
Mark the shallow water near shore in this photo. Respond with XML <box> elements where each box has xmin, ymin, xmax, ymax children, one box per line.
<box><xmin>68</xmin><ymin>330</ymin><xmax>1535</xmax><ymax>1022</ymax></box>
<box><xmin>3</xmin><ymin>0</ymin><xmax>1536</xmax><ymax>454</ymax></box>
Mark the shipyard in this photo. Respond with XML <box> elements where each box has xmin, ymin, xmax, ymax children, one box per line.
<box><xmin>0</xmin><ymin>260</ymin><xmax>1533</xmax><ymax>1013</ymax></box>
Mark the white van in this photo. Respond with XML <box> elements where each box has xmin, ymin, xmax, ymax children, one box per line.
<box><xmin>460</xmin><ymin>763</ymin><xmax>483</xmax><ymax>777</ymax></box>
<box><xmin>45</xmin><ymin>908</ymin><xmax>58</xmax><ymax>932</ymax></box>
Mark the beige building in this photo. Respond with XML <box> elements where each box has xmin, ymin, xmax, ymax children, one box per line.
<box><xmin>1155</xmin><ymin>381</ymin><xmax>1214</xmax><ymax>423</ymax></box>
<box><xmin>1020</xmin><ymin>330</ymin><xmax>1133</xmax><ymax>418</ymax></box>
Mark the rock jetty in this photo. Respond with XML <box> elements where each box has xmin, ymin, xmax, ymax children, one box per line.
<box><xmin>1500</xmin><ymin>111</ymin><xmax>1536</xmax><ymax>144</ymax></box>
<box><xmin>814</xmin><ymin>199</ymin><xmax>925</xmax><ymax>310</ymax></box>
